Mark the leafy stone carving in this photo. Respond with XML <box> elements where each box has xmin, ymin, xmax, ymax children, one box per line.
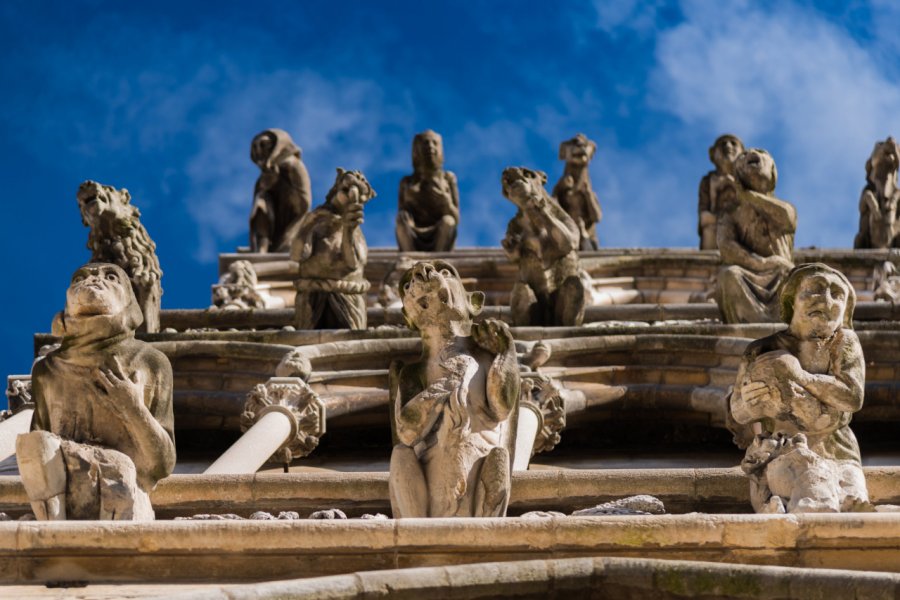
<box><xmin>240</xmin><ymin>377</ymin><xmax>326</xmax><ymax>463</ymax></box>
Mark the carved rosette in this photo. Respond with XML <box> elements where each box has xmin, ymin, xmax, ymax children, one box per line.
<box><xmin>240</xmin><ymin>377</ymin><xmax>326</xmax><ymax>464</ymax></box>
<box><xmin>519</xmin><ymin>373</ymin><xmax>567</xmax><ymax>456</ymax></box>
<box><xmin>5</xmin><ymin>376</ymin><xmax>34</xmax><ymax>419</ymax></box>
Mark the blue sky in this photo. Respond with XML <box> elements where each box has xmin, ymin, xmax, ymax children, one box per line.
<box><xmin>1</xmin><ymin>0</ymin><xmax>899</xmax><ymax>380</ymax></box>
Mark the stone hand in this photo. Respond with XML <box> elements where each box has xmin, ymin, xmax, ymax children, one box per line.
<box><xmin>472</xmin><ymin>319</ymin><xmax>514</xmax><ymax>355</ymax></box>
<box><xmin>343</xmin><ymin>203</ymin><xmax>364</xmax><ymax>228</ymax></box>
<box><xmin>740</xmin><ymin>380</ymin><xmax>774</xmax><ymax>408</ymax></box>
<box><xmin>445</xmin><ymin>383</ymin><xmax>471</xmax><ymax>432</ymax></box>
<box><xmin>94</xmin><ymin>356</ymin><xmax>146</xmax><ymax>414</ymax></box>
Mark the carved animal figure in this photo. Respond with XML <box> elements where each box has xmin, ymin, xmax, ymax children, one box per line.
<box><xmin>714</xmin><ymin>149</ymin><xmax>796</xmax><ymax>323</ymax></box>
<box><xmin>698</xmin><ymin>134</ymin><xmax>744</xmax><ymax>250</ymax></box>
<box><xmin>292</xmin><ymin>168</ymin><xmax>375</xmax><ymax>330</ymax></box>
<box><xmin>396</xmin><ymin>130</ymin><xmax>459</xmax><ymax>252</ymax></box>
<box><xmin>389</xmin><ymin>260</ymin><xmax>520</xmax><ymax>518</ymax></box>
<box><xmin>17</xmin><ymin>263</ymin><xmax>175</xmax><ymax>520</ymax></box>
<box><xmin>854</xmin><ymin>137</ymin><xmax>900</xmax><ymax>249</ymax></box>
<box><xmin>502</xmin><ymin>167</ymin><xmax>589</xmax><ymax>326</ymax></box>
<box><xmin>552</xmin><ymin>133</ymin><xmax>602</xmax><ymax>250</ymax></box>
<box><xmin>77</xmin><ymin>181</ymin><xmax>163</xmax><ymax>333</ymax></box>
<box><xmin>250</xmin><ymin>128</ymin><xmax>312</xmax><ymax>253</ymax></box>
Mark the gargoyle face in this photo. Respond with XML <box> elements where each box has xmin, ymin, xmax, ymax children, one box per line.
<box><xmin>559</xmin><ymin>134</ymin><xmax>596</xmax><ymax>166</ymax></box>
<box><xmin>400</xmin><ymin>260</ymin><xmax>479</xmax><ymax>328</ymax></box>
<box><xmin>711</xmin><ymin>135</ymin><xmax>744</xmax><ymax>173</ymax></box>
<box><xmin>735</xmin><ymin>149</ymin><xmax>777</xmax><ymax>194</ymax></box>
<box><xmin>66</xmin><ymin>263</ymin><xmax>132</xmax><ymax>318</ymax></box>
<box><xmin>790</xmin><ymin>272</ymin><xmax>848</xmax><ymax>340</ymax></box>
<box><xmin>501</xmin><ymin>167</ymin><xmax>548</xmax><ymax>208</ymax></box>
<box><xmin>77</xmin><ymin>181</ymin><xmax>131</xmax><ymax>228</ymax></box>
<box><xmin>740</xmin><ymin>434</ymin><xmax>782</xmax><ymax>474</ymax></box>
<box><xmin>868</xmin><ymin>137</ymin><xmax>900</xmax><ymax>181</ymax></box>
<box><xmin>250</xmin><ymin>131</ymin><xmax>277</xmax><ymax>168</ymax></box>
<box><xmin>413</xmin><ymin>131</ymin><xmax>444</xmax><ymax>170</ymax></box>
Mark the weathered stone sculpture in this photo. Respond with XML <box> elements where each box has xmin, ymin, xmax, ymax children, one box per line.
<box><xmin>698</xmin><ymin>134</ymin><xmax>744</xmax><ymax>250</ymax></box>
<box><xmin>854</xmin><ymin>137</ymin><xmax>900</xmax><ymax>249</ymax></box>
<box><xmin>16</xmin><ymin>264</ymin><xmax>175</xmax><ymax>520</ymax></box>
<box><xmin>396</xmin><ymin>130</ymin><xmax>459</xmax><ymax>252</ymax></box>
<box><xmin>210</xmin><ymin>260</ymin><xmax>284</xmax><ymax>310</ymax></box>
<box><xmin>292</xmin><ymin>168</ymin><xmax>375</xmax><ymax>330</ymax></box>
<box><xmin>77</xmin><ymin>181</ymin><xmax>163</xmax><ymax>333</ymax></box>
<box><xmin>714</xmin><ymin>149</ymin><xmax>796</xmax><ymax>323</ymax></box>
<box><xmin>730</xmin><ymin>263</ymin><xmax>870</xmax><ymax>513</ymax></box>
<box><xmin>501</xmin><ymin>167</ymin><xmax>588</xmax><ymax>327</ymax></box>
<box><xmin>250</xmin><ymin>128</ymin><xmax>312</xmax><ymax>253</ymax></box>
<box><xmin>389</xmin><ymin>260</ymin><xmax>520</xmax><ymax>517</ymax></box>
<box><xmin>552</xmin><ymin>133</ymin><xmax>602</xmax><ymax>250</ymax></box>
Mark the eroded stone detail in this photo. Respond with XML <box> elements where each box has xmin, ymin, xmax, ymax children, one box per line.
<box><xmin>309</xmin><ymin>508</ymin><xmax>347</xmax><ymax>519</ymax></box>
<box><xmin>730</xmin><ymin>263</ymin><xmax>870</xmax><ymax>513</ymax></box>
<box><xmin>714</xmin><ymin>149</ymin><xmax>796</xmax><ymax>323</ymax></box>
<box><xmin>571</xmin><ymin>495</ymin><xmax>666</xmax><ymax>516</ymax></box>
<box><xmin>553</xmin><ymin>133</ymin><xmax>602</xmax><ymax>250</ymax></box>
<box><xmin>211</xmin><ymin>260</ymin><xmax>284</xmax><ymax>310</ymax></box>
<box><xmin>698</xmin><ymin>134</ymin><xmax>744</xmax><ymax>250</ymax></box>
<box><xmin>241</xmin><ymin>377</ymin><xmax>326</xmax><ymax>463</ymax></box>
<box><xmin>396</xmin><ymin>130</ymin><xmax>459</xmax><ymax>252</ymax></box>
<box><xmin>519</xmin><ymin>374</ymin><xmax>566</xmax><ymax>456</ymax></box>
<box><xmin>292</xmin><ymin>169</ymin><xmax>375</xmax><ymax>330</ymax></box>
<box><xmin>249</xmin><ymin>128</ymin><xmax>312</xmax><ymax>253</ymax></box>
<box><xmin>389</xmin><ymin>261</ymin><xmax>520</xmax><ymax>518</ymax></box>
<box><xmin>17</xmin><ymin>263</ymin><xmax>175</xmax><ymax>521</ymax></box>
<box><xmin>874</xmin><ymin>261</ymin><xmax>900</xmax><ymax>303</ymax></box>
<box><xmin>6</xmin><ymin>377</ymin><xmax>34</xmax><ymax>415</ymax></box>
<box><xmin>77</xmin><ymin>181</ymin><xmax>163</xmax><ymax>333</ymax></box>
<box><xmin>501</xmin><ymin>167</ymin><xmax>590</xmax><ymax>327</ymax></box>
<box><xmin>855</xmin><ymin>137</ymin><xmax>900</xmax><ymax>249</ymax></box>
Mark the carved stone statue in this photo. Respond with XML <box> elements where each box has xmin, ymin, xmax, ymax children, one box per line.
<box><xmin>77</xmin><ymin>181</ymin><xmax>163</xmax><ymax>333</ymax></box>
<box><xmin>714</xmin><ymin>149</ymin><xmax>796</xmax><ymax>323</ymax></box>
<box><xmin>730</xmin><ymin>263</ymin><xmax>870</xmax><ymax>513</ymax></box>
<box><xmin>698</xmin><ymin>134</ymin><xmax>744</xmax><ymax>250</ymax></box>
<box><xmin>854</xmin><ymin>137</ymin><xmax>900</xmax><ymax>249</ymax></box>
<box><xmin>250</xmin><ymin>128</ymin><xmax>312</xmax><ymax>253</ymax></box>
<box><xmin>552</xmin><ymin>133</ymin><xmax>602</xmax><ymax>250</ymax></box>
<box><xmin>389</xmin><ymin>260</ymin><xmax>520</xmax><ymax>518</ymax></box>
<box><xmin>501</xmin><ymin>167</ymin><xmax>589</xmax><ymax>327</ymax></box>
<box><xmin>396</xmin><ymin>130</ymin><xmax>459</xmax><ymax>252</ymax></box>
<box><xmin>292</xmin><ymin>168</ymin><xmax>375</xmax><ymax>330</ymax></box>
<box><xmin>16</xmin><ymin>264</ymin><xmax>176</xmax><ymax>520</ymax></box>
<box><xmin>211</xmin><ymin>260</ymin><xmax>284</xmax><ymax>310</ymax></box>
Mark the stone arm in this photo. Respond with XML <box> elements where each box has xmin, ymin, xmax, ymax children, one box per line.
<box><xmin>738</xmin><ymin>189</ymin><xmax>797</xmax><ymax>235</ymax></box>
<box><xmin>397</xmin><ymin>177</ymin><xmax>413</xmax><ymax>214</ymax></box>
<box><xmin>129</xmin><ymin>354</ymin><xmax>176</xmax><ymax>489</ymax></box>
<box><xmin>854</xmin><ymin>189</ymin><xmax>876</xmax><ymax>248</ymax></box>
<box><xmin>585</xmin><ymin>188</ymin><xmax>602</xmax><ymax>226</ymax></box>
<box><xmin>729</xmin><ymin>354</ymin><xmax>759</xmax><ymax>425</ymax></box>
<box><xmin>446</xmin><ymin>171</ymin><xmax>461</xmax><ymax>222</ymax></box>
<box><xmin>717</xmin><ymin>212</ymin><xmax>785</xmax><ymax>272</ymax></box>
<box><xmin>698</xmin><ymin>173</ymin><xmax>713</xmax><ymax>235</ymax></box>
<box><xmin>502</xmin><ymin>214</ymin><xmax>525</xmax><ymax>262</ymax></box>
<box><xmin>252</xmin><ymin>170</ymin><xmax>279</xmax><ymax>215</ymax></box>
<box><xmin>521</xmin><ymin>196</ymin><xmax>579</xmax><ymax>258</ymax></box>
<box><xmin>286</xmin><ymin>158</ymin><xmax>313</xmax><ymax>216</ymax></box>
<box><xmin>28</xmin><ymin>365</ymin><xmax>51</xmax><ymax>434</ymax></box>
<box><xmin>792</xmin><ymin>331</ymin><xmax>865</xmax><ymax>414</ymax></box>
<box><xmin>392</xmin><ymin>364</ymin><xmax>455</xmax><ymax>448</ymax></box>
<box><xmin>340</xmin><ymin>223</ymin><xmax>367</xmax><ymax>274</ymax></box>
<box><xmin>485</xmin><ymin>343</ymin><xmax>520</xmax><ymax>423</ymax></box>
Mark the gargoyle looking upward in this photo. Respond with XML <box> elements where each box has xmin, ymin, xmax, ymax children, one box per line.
<box><xmin>17</xmin><ymin>263</ymin><xmax>175</xmax><ymax>521</ymax></box>
<box><xmin>854</xmin><ymin>136</ymin><xmax>900</xmax><ymax>249</ymax></box>
<box><xmin>501</xmin><ymin>167</ymin><xmax>588</xmax><ymax>327</ymax></box>
<box><xmin>249</xmin><ymin>128</ymin><xmax>312</xmax><ymax>253</ymax></box>
<box><xmin>396</xmin><ymin>130</ymin><xmax>460</xmax><ymax>252</ymax></box>
<box><xmin>76</xmin><ymin>181</ymin><xmax>163</xmax><ymax>333</ymax></box>
<box><xmin>389</xmin><ymin>261</ymin><xmax>520</xmax><ymax>518</ymax></box>
<box><xmin>552</xmin><ymin>133</ymin><xmax>602</xmax><ymax>250</ymax></box>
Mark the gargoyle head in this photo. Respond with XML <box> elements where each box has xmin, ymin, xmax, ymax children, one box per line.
<box><xmin>501</xmin><ymin>167</ymin><xmax>548</xmax><ymax>209</ymax></box>
<box><xmin>780</xmin><ymin>263</ymin><xmax>855</xmax><ymax>338</ymax></box>
<box><xmin>865</xmin><ymin>137</ymin><xmax>900</xmax><ymax>186</ymax></box>
<box><xmin>734</xmin><ymin>149</ymin><xmax>777</xmax><ymax>195</ymax></box>
<box><xmin>558</xmin><ymin>133</ymin><xmax>596</xmax><ymax>166</ymax></box>
<box><xmin>399</xmin><ymin>260</ymin><xmax>484</xmax><ymax>331</ymax></box>
<box><xmin>76</xmin><ymin>181</ymin><xmax>138</xmax><ymax>230</ymax></box>
<box><xmin>60</xmin><ymin>263</ymin><xmax>143</xmax><ymax>333</ymax></box>
<box><xmin>412</xmin><ymin>130</ymin><xmax>444</xmax><ymax>171</ymax></box>
<box><xmin>708</xmin><ymin>134</ymin><xmax>744</xmax><ymax>175</ymax></box>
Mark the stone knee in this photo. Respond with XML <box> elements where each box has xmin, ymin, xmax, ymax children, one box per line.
<box><xmin>433</xmin><ymin>215</ymin><xmax>458</xmax><ymax>252</ymax></box>
<box><xmin>555</xmin><ymin>275</ymin><xmax>586</xmax><ymax>327</ymax></box>
<box><xmin>395</xmin><ymin>211</ymin><xmax>416</xmax><ymax>252</ymax></box>
<box><xmin>474</xmin><ymin>447</ymin><xmax>511</xmax><ymax>518</ymax></box>
<box><xmin>389</xmin><ymin>444</ymin><xmax>428</xmax><ymax>518</ymax></box>
<box><xmin>16</xmin><ymin>431</ymin><xmax>67</xmax><ymax>520</ymax></box>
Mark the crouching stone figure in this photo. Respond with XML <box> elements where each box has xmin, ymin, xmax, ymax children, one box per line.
<box><xmin>389</xmin><ymin>261</ymin><xmax>520</xmax><ymax>517</ymax></box>
<box><xmin>730</xmin><ymin>263</ymin><xmax>870</xmax><ymax>513</ymax></box>
<box><xmin>17</xmin><ymin>263</ymin><xmax>176</xmax><ymax>520</ymax></box>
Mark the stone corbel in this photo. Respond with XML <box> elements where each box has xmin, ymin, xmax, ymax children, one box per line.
<box><xmin>520</xmin><ymin>374</ymin><xmax>567</xmax><ymax>457</ymax></box>
<box><xmin>240</xmin><ymin>377</ymin><xmax>326</xmax><ymax>465</ymax></box>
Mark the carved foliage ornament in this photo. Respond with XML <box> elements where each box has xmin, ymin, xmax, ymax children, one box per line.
<box><xmin>240</xmin><ymin>377</ymin><xmax>326</xmax><ymax>463</ymax></box>
<box><xmin>520</xmin><ymin>373</ymin><xmax>566</xmax><ymax>456</ymax></box>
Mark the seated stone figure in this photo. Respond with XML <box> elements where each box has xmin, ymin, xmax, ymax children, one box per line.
<box><xmin>396</xmin><ymin>130</ymin><xmax>459</xmax><ymax>252</ymax></box>
<box><xmin>501</xmin><ymin>167</ymin><xmax>588</xmax><ymax>327</ymax></box>
<box><xmin>389</xmin><ymin>261</ymin><xmax>520</xmax><ymax>518</ymax></box>
<box><xmin>552</xmin><ymin>133</ymin><xmax>602</xmax><ymax>250</ymax></box>
<box><xmin>292</xmin><ymin>168</ymin><xmax>375</xmax><ymax>330</ymax></box>
<box><xmin>77</xmin><ymin>181</ymin><xmax>163</xmax><ymax>333</ymax></box>
<box><xmin>249</xmin><ymin>128</ymin><xmax>312</xmax><ymax>253</ymax></box>
<box><xmin>714</xmin><ymin>149</ymin><xmax>796</xmax><ymax>323</ymax></box>
<box><xmin>698</xmin><ymin>134</ymin><xmax>744</xmax><ymax>250</ymax></box>
<box><xmin>854</xmin><ymin>137</ymin><xmax>900</xmax><ymax>249</ymax></box>
<box><xmin>730</xmin><ymin>263</ymin><xmax>870</xmax><ymax>513</ymax></box>
<box><xmin>16</xmin><ymin>264</ymin><xmax>176</xmax><ymax>521</ymax></box>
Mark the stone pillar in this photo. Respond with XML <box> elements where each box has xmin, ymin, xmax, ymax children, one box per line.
<box><xmin>205</xmin><ymin>377</ymin><xmax>326</xmax><ymax>475</ymax></box>
<box><xmin>512</xmin><ymin>374</ymin><xmax>568</xmax><ymax>471</ymax></box>
<box><xmin>0</xmin><ymin>377</ymin><xmax>35</xmax><ymax>462</ymax></box>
